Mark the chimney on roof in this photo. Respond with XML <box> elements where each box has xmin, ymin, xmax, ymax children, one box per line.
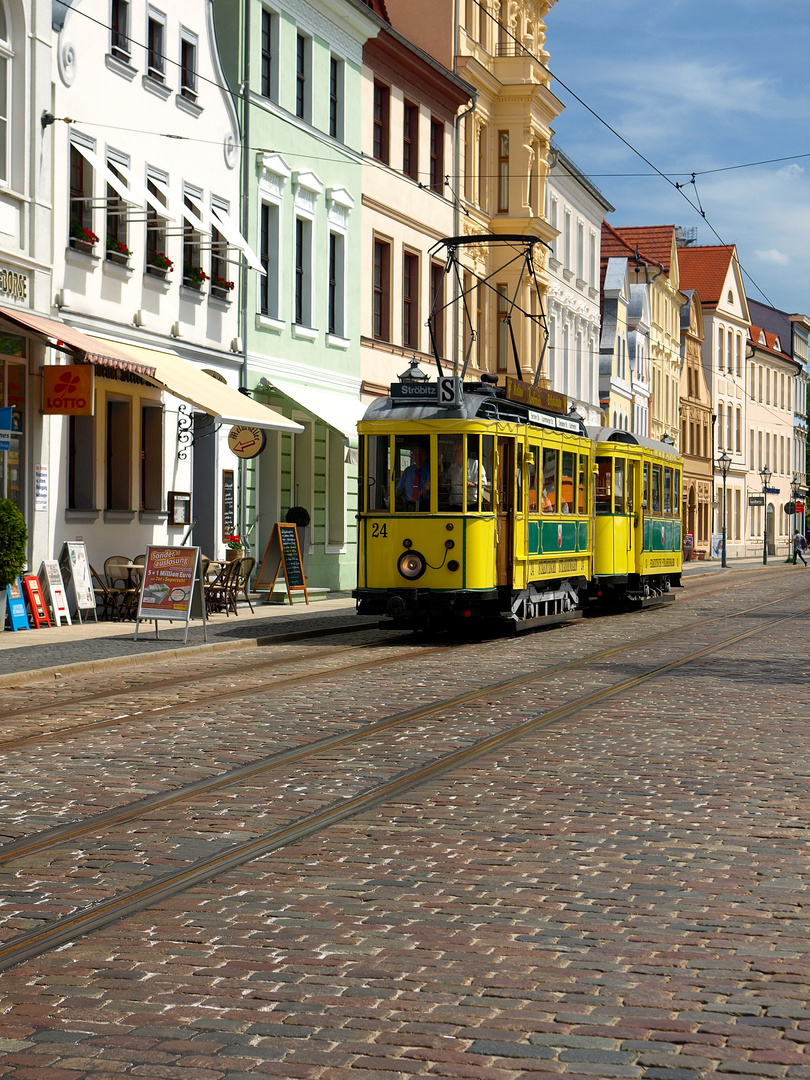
<box><xmin>676</xmin><ymin>226</ymin><xmax>698</xmax><ymax>247</ymax></box>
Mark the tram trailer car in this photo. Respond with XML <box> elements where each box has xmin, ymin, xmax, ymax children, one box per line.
<box><xmin>354</xmin><ymin>375</ymin><xmax>682</xmax><ymax>633</ymax></box>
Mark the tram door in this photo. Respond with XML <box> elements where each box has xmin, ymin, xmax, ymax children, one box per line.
<box><xmin>496</xmin><ymin>437</ymin><xmax>514</xmax><ymax>586</ymax></box>
<box><xmin>627</xmin><ymin>459</ymin><xmax>639</xmax><ymax>567</ymax></box>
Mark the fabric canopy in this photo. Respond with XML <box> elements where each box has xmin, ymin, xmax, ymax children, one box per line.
<box><xmin>91</xmin><ymin>339</ymin><xmax>303</xmax><ymax>433</ymax></box>
<box><xmin>0</xmin><ymin>306</ymin><xmax>157</xmax><ymax>376</ymax></box>
<box><xmin>265</xmin><ymin>376</ymin><xmax>365</xmax><ymax>441</ymax></box>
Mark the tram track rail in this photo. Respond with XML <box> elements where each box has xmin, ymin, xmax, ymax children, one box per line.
<box><xmin>0</xmin><ymin>577</ymin><xmax>801</xmax><ymax>758</ymax></box>
<box><xmin>0</xmin><ymin>591</ymin><xmax>808</xmax><ymax>974</ymax></box>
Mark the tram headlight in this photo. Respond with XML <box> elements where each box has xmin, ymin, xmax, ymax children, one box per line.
<box><xmin>397</xmin><ymin>549</ymin><xmax>426</xmax><ymax>580</ymax></box>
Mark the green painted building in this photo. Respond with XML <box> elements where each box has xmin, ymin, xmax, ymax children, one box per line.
<box><xmin>213</xmin><ymin>0</ymin><xmax>381</xmax><ymax>591</ymax></box>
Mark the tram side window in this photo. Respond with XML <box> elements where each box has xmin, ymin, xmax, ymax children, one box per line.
<box><xmin>663</xmin><ymin>467</ymin><xmax>672</xmax><ymax>514</ymax></box>
<box><xmin>643</xmin><ymin>463</ymin><xmax>650</xmax><ymax>510</ymax></box>
<box><xmin>627</xmin><ymin>461</ymin><xmax>637</xmax><ymax>513</ymax></box>
<box><xmin>651</xmin><ymin>465</ymin><xmax>662</xmax><ymax>513</ymax></box>
<box><xmin>481</xmin><ymin>436</ymin><xmax>494</xmax><ymax>510</ymax></box>
<box><xmin>578</xmin><ymin>454</ymin><xmax>587</xmax><ymax>515</ymax></box>
<box><xmin>394</xmin><ymin>434</ymin><xmax>431</xmax><ymax>512</ymax></box>
<box><xmin>366</xmin><ymin>435</ymin><xmax>390</xmax><ymax>512</ymax></box>
<box><xmin>561</xmin><ymin>451</ymin><xmax>575</xmax><ymax>513</ymax></box>
<box><xmin>541</xmin><ymin>447</ymin><xmax>557</xmax><ymax>512</ymax></box>
<box><xmin>614</xmin><ymin>458</ymin><xmax>625</xmax><ymax>514</ymax></box>
<box><xmin>595</xmin><ymin>456</ymin><xmax>612</xmax><ymax>514</ymax></box>
<box><xmin>674</xmin><ymin>469</ymin><xmax>680</xmax><ymax>511</ymax></box>
<box><xmin>527</xmin><ymin>444</ymin><xmax>539</xmax><ymax>512</ymax></box>
<box><xmin>438</xmin><ymin>433</ymin><xmax>462</xmax><ymax>512</ymax></box>
<box><xmin>467</xmin><ymin>434</ymin><xmax>484</xmax><ymax>509</ymax></box>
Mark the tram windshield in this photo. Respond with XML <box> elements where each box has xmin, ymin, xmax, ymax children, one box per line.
<box><xmin>595</xmin><ymin>457</ymin><xmax>612</xmax><ymax>514</ymax></box>
<box><xmin>437</xmin><ymin>434</ymin><xmax>487</xmax><ymax>511</ymax></box>
<box><xmin>394</xmin><ymin>435</ymin><xmax>431</xmax><ymax>512</ymax></box>
<box><xmin>542</xmin><ymin>448</ymin><xmax>557</xmax><ymax>512</ymax></box>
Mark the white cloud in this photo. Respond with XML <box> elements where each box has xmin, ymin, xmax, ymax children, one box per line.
<box><xmin>755</xmin><ymin>249</ymin><xmax>790</xmax><ymax>266</ymax></box>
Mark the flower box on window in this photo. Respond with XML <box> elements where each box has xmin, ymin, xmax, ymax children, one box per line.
<box><xmin>106</xmin><ymin>237</ymin><xmax>133</xmax><ymax>265</ymax></box>
<box><xmin>69</xmin><ymin>221</ymin><xmax>99</xmax><ymax>253</ymax></box>
<box><xmin>183</xmin><ymin>264</ymin><xmax>208</xmax><ymax>290</ymax></box>
<box><xmin>211</xmin><ymin>275</ymin><xmax>235</xmax><ymax>301</ymax></box>
<box><xmin>147</xmin><ymin>252</ymin><xmax>174</xmax><ymax>279</ymax></box>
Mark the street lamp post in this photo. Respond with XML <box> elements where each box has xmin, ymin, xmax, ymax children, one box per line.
<box><xmin>718</xmin><ymin>451</ymin><xmax>731</xmax><ymax>568</ymax></box>
<box><xmin>760</xmin><ymin>465</ymin><xmax>772</xmax><ymax>565</ymax></box>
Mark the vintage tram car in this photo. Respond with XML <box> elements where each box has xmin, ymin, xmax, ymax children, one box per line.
<box><xmin>354</xmin><ymin>373</ymin><xmax>682</xmax><ymax>632</ymax></box>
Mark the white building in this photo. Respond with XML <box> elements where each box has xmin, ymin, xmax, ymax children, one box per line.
<box><xmin>545</xmin><ymin>146</ymin><xmax>613</xmax><ymax>425</ymax></box>
<box><xmin>42</xmin><ymin>0</ymin><xmax>298</xmax><ymax>574</ymax></box>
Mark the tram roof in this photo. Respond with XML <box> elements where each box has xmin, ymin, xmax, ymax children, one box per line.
<box><xmin>588</xmin><ymin>426</ymin><xmax>680</xmax><ymax>456</ymax></box>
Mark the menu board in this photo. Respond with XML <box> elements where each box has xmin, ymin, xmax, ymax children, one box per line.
<box><xmin>59</xmin><ymin>541</ymin><xmax>96</xmax><ymax>621</ymax></box>
<box><xmin>255</xmin><ymin>523</ymin><xmax>309</xmax><ymax>604</ymax></box>
<box><xmin>39</xmin><ymin>560</ymin><xmax>71</xmax><ymax>625</ymax></box>
<box><xmin>222</xmin><ymin>469</ymin><xmax>235</xmax><ymax>542</ymax></box>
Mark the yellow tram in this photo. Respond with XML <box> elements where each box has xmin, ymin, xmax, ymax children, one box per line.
<box><xmin>355</xmin><ymin>375</ymin><xmax>682</xmax><ymax>632</ymax></box>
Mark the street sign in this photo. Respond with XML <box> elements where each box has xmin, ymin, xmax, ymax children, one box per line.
<box><xmin>748</xmin><ymin>496</ymin><xmax>765</xmax><ymax>507</ymax></box>
<box><xmin>764</xmin><ymin>486</ymin><xmax>780</xmax><ymax>494</ymax></box>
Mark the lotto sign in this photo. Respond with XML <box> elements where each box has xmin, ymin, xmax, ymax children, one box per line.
<box><xmin>42</xmin><ymin>364</ymin><xmax>94</xmax><ymax>415</ymax></box>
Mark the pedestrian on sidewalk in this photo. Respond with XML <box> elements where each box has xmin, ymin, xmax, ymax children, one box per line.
<box><xmin>793</xmin><ymin>531</ymin><xmax>807</xmax><ymax>566</ymax></box>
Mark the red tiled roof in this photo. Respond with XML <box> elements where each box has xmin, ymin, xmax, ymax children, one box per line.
<box><xmin>609</xmin><ymin>225</ymin><xmax>676</xmax><ymax>271</ymax></box>
<box><xmin>677</xmin><ymin>245</ymin><xmax>735</xmax><ymax>307</ymax></box>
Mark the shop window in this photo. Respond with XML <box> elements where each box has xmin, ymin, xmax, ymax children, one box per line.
<box><xmin>0</xmin><ymin>349</ymin><xmax>25</xmax><ymax>511</ymax></box>
<box><xmin>141</xmin><ymin>404</ymin><xmax>162</xmax><ymax>511</ymax></box>
<box><xmin>106</xmin><ymin>398</ymin><xmax>131</xmax><ymax>510</ymax></box>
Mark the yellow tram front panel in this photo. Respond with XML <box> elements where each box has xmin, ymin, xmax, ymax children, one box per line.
<box><xmin>359</xmin><ymin>515</ymin><xmax>497</xmax><ymax>593</ymax></box>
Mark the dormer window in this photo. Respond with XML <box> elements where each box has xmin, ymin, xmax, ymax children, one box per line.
<box><xmin>727</xmin><ymin>290</ymin><xmax>733</xmax><ymax>303</ymax></box>
<box><xmin>774</xmin><ymin>336</ymin><xmax>781</xmax><ymax>352</ymax></box>
<box><xmin>759</xmin><ymin>331</ymin><xmax>766</xmax><ymax>345</ymax></box>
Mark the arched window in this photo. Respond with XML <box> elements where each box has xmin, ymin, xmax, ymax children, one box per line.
<box><xmin>0</xmin><ymin>2</ymin><xmax>11</xmax><ymax>184</ymax></box>
<box><xmin>717</xmin><ymin>402</ymin><xmax>724</xmax><ymax>449</ymax></box>
<box><xmin>717</xmin><ymin>326</ymin><xmax>724</xmax><ymax>367</ymax></box>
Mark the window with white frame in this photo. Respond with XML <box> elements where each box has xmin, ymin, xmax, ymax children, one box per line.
<box><xmin>69</xmin><ymin>138</ymin><xmax>95</xmax><ymax>248</ymax></box>
<box><xmin>210</xmin><ymin>197</ymin><xmax>232</xmax><ymax>297</ymax></box>
<box><xmin>261</xmin><ymin>8</ymin><xmax>279</xmax><ymax>101</ymax></box>
<box><xmin>105</xmin><ymin>153</ymin><xmax>130</xmax><ymax>262</ymax></box>
<box><xmin>182</xmin><ymin>186</ymin><xmax>205</xmax><ymax>289</ymax></box>
<box><xmin>294</xmin><ymin>216</ymin><xmax>312</xmax><ymax>327</ymax></box>
<box><xmin>259</xmin><ymin>200</ymin><xmax>280</xmax><ymax>319</ymax></box>
<box><xmin>180</xmin><ymin>29</ymin><xmax>198</xmax><ymax>102</ymax></box>
<box><xmin>295</xmin><ymin>32</ymin><xmax>312</xmax><ymax>123</ymax></box>
<box><xmin>327</xmin><ymin>231</ymin><xmax>345</xmax><ymax>337</ymax></box>
<box><xmin>329</xmin><ymin>55</ymin><xmax>344</xmax><ymax>141</ymax></box>
<box><xmin>147</xmin><ymin>9</ymin><xmax>167</xmax><ymax>82</ymax></box>
<box><xmin>145</xmin><ymin>170</ymin><xmax>169</xmax><ymax>275</ymax></box>
<box><xmin>110</xmin><ymin>0</ymin><xmax>130</xmax><ymax>62</ymax></box>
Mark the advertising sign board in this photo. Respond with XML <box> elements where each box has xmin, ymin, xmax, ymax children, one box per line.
<box><xmin>134</xmin><ymin>546</ymin><xmax>207</xmax><ymax>644</ymax></box>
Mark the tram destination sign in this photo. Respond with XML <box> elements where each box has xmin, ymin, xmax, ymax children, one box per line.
<box><xmin>390</xmin><ymin>376</ymin><xmax>462</xmax><ymax>408</ymax></box>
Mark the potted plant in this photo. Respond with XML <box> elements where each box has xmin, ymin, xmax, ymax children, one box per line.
<box><xmin>106</xmin><ymin>237</ymin><xmax>133</xmax><ymax>264</ymax></box>
<box><xmin>184</xmin><ymin>264</ymin><xmax>209</xmax><ymax>289</ymax></box>
<box><xmin>285</xmin><ymin>506</ymin><xmax>311</xmax><ymax>573</ymax></box>
<box><xmin>211</xmin><ymin>275</ymin><xmax>235</xmax><ymax>299</ymax></box>
<box><xmin>0</xmin><ymin>499</ymin><xmax>28</xmax><ymax>631</ymax></box>
<box><xmin>69</xmin><ymin>220</ymin><xmax>99</xmax><ymax>253</ymax></box>
<box><xmin>147</xmin><ymin>251</ymin><xmax>174</xmax><ymax>278</ymax></box>
<box><xmin>224</xmin><ymin>533</ymin><xmax>243</xmax><ymax>562</ymax></box>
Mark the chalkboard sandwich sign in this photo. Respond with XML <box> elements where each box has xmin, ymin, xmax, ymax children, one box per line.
<box><xmin>255</xmin><ymin>523</ymin><xmax>309</xmax><ymax>605</ymax></box>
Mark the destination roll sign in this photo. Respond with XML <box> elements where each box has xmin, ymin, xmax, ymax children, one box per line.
<box><xmin>391</xmin><ymin>376</ymin><xmax>462</xmax><ymax>408</ymax></box>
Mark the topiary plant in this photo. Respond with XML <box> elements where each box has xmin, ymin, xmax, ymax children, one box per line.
<box><xmin>285</xmin><ymin>506</ymin><xmax>311</xmax><ymax>529</ymax></box>
<box><xmin>0</xmin><ymin>498</ymin><xmax>27</xmax><ymax>588</ymax></box>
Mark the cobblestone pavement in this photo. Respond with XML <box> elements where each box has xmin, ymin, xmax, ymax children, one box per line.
<box><xmin>0</xmin><ymin>565</ymin><xmax>809</xmax><ymax>1078</ymax></box>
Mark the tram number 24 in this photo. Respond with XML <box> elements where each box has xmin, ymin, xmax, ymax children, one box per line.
<box><xmin>371</xmin><ymin>523</ymin><xmax>388</xmax><ymax>538</ymax></box>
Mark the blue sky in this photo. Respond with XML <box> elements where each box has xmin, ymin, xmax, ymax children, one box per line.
<box><xmin>544</xmin><ymin>0</ymin><xmax>810</xmax><ymax>316</ymax></box>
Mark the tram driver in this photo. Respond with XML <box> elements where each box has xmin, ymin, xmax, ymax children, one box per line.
<box><xmin>396</xmin><ymin>441</ymin><xmax>431</xmax><ymax>511</ymax></box>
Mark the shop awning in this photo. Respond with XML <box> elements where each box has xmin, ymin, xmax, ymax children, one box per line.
<box><xmin>0</xmin><ymin>306</ymin><xmax>157</xmax><ymax>376</ymax></box>
<box><xmin>264</xmin><ymin>376</ymin><xmax>365</xmax><ymax>441</ymax></box>
<box><xmin>91</xmin><ymin>339</ymin><xmax>303</xmax><ymax>433</ymax></box>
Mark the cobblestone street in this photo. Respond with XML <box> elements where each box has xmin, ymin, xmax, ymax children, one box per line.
<box><xmin>0</xmin><ymin>565</ymin><xmax>809</xmax><ymax>1079</ymax></box>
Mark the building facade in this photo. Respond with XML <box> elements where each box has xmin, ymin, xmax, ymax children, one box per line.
<box><xmin>679</xmin><ymin>289</ymin><xmax>712</xmax><ymax>555</ymax></box>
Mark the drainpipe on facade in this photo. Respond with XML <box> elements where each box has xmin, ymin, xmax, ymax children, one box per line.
<box><xmin>239</xmin><ymin>1</ymin><xmax>251</xmax><ymax>543</ymax></box>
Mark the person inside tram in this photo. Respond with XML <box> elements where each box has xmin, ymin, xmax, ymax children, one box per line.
<box><xmin>396</xmin><ymin>441</ymin><xmax>431</xmax><ymax>511</ymax></box>
<box><xmin>444</xmin><ymin>439</ymin><xmax>487</xmax><ymax>509</ymax></box>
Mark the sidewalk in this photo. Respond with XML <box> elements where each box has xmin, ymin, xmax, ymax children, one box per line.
<box><xmin>1</xmin><ymin>557</ymin><xmax>800</xmax><ymax>686</ymax></box>
<box><xmin>0</xmin><ymin>593</ymin><xmax>374</xmax><ymax>686</ymax></box>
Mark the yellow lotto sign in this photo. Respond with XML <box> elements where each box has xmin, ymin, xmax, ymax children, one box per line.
<box><xmin>42</xmin><ymin>364</ymin><xmax>94</xmax><ymax>415</ymax></box>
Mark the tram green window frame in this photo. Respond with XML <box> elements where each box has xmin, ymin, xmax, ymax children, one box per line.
<box><xmin>663</xmin><ymin>467</ymin><xmax>672</xmax><ymax>514</ymax></box>
<box><xmin>651</xmin><ymin>464</ymin><xmax>662</xmax><ymax>513</ymax></box>
<box><xmin>614</xmin><ymin>458</ymin><xmax>625</xmax><ymax>514</ymax></box>
<box><xmin>561</xmin><ymin>450</ymin><xmax>575</xmax><ymax>513</ymax></box>
<box><xmin>595</xmin><ymin>456</ymin><xmax>612</xmax><ymax>515</ymax></box>
<box><xmin>366</xmin><ymin>434</ymin><xmax>391</xmax><ymax>512</ymax></box>
<box><xmin>528</xmin><ymin>443</ymin><xmax>539</xmax><ymax>512</ymax></box>
<box><xmin>541</xmin><ymin>447</ymin><xmax>558</xmax><ymax>512</ymax></box>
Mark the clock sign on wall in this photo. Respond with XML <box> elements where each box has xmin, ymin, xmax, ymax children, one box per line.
<box><xmin>227</xmin><ymin>425</ymin><xmax>267</xmax><ymax>459</ymax></box>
